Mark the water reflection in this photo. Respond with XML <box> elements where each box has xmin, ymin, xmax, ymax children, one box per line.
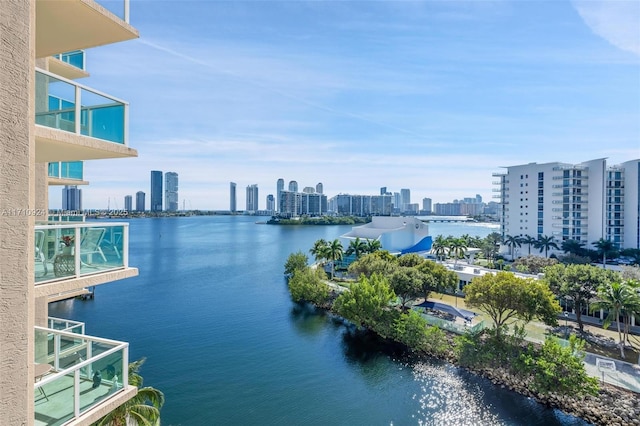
<box><xmin>289</xmin><ymin>303</ymin><xmax>328</xmax><ymax>337</ymax></box>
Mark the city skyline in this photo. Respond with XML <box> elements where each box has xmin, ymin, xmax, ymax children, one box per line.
<box><xmin>46</xmin><ymin>1</ymin><xmax>639</xmax><ymax>210</ymax></box>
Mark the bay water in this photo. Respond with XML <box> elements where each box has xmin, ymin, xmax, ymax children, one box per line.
<box><xmin>49</xmin><ymin>216</ymin><xmax>588</xmax><ymax>426</ymax></box>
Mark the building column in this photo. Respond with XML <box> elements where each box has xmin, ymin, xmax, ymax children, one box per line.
<box><xmin>0</xmin><ymin>0</ymin><xmax>35</xmax><ymax>423</ymax></box>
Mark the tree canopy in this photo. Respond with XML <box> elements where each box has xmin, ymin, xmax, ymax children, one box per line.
<box><xmin>333</xmin><ymin>273</ymin><xmax>396</xmax><ymax>328</ymax></box>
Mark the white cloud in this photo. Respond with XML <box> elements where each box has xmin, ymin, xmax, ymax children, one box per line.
<box><xmin>572</xmin><ymin>0</ymin><xmax>640</xmax><ymax>56</ymax></box>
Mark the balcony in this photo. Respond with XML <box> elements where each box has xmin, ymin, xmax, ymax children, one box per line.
<box><xmin>48</xmin><ymin>50</ymin><xmax>89</xmax><ymax>80</ymax></box>
<box><xmin>34</xmin><ymin>222</ymin><xmax>138</xmax><ymax>298</ymax></box>
<box><xmin>35</xmin><ymin>69</ymin><xmax>137</xmax><ymax>162</ymax></box>
<box><xmin>36</xmin><ymin>0</ymin><xmax>138</xmax><ymax>58</ymax></box>
<box><xmin>48</xmin><ymin>162</ymin><xmax>88</xmax><ymax>185</ymax></box>
<box><xmin>34</xmin><ymin>326</ymin><xmax>136</xmax><ymax>426</ymax></box>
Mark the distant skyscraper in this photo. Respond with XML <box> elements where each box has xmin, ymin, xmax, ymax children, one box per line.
<box><xmin>136</xmin><ymin>191</ymin><xmax>146</xmax><ymax>212</ymax></box>
<box><xmin>302</xmin><ymin>187</ymin><xmax>315</xmax><ymax>194</ymax></box>
<box><xmin>246</xmin><ymin>184</ymin><xmax>259</xmax><ymax>211</ymax></box>
<box><xmin>230</xmin><ymin>182</ymin><xmax>237</xmax><ymax>212</ymax></box>
<box><xmin>422</xmin><ymin>198</ymin><xmax>432</xmax><ymax>213</ymax></box>
<box><xmin>380</xmin><ymin>187</ymin><xmax>387</xmax><ymax>195</ymax></box>
<box><xmin>316</xmin><ymin>182</ymin><xmax>323</xmax><ymax>194</ymax></box>
<box><xmin>62</xmin><ymin>185</ymin><xmax>82</xmax><ymax>211</ymax></box>
<box><xmin>276</xmin><ymin>178</ymin><xmax>284</xmax><ymax>212</ymax></box>
<box><xmin>124</xmin><ymin>195</ymin><xmax>132</xmax><ymax>212</ymax></box>
<box><xmin>150</xmin><ymin>170</ymin><xmax>163</xmax><ymax>212</ymax></box>
<box><xmin>393</xmin><ymin>192</ymin><xmax>401</xmax><ymax>210</ymax></box>
<box><xmin>288</xmin><ymin>180</ymin><xmax>298</xmax><ymax>192</ymax></box>
<box><xmin>400</xmin><ymin>188</ymin><xmax>411</xmax><ymax>212</ymax></box>
<box><xmin>266</xmin><ymin>194</ymin><xmax>275</xmax><ymax>211</ymax></box>
<box><xmin>165</xmin><ymin>172</ymin><xmax>179</xmax><ymax>212</ymax></box>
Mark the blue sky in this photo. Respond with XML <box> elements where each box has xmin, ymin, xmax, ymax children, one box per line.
<box><xmin>57</xmin><ymin>0</ymin><xmax>640</xmax><ymax>210</ymax></box>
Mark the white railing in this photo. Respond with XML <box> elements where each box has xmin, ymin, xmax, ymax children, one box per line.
<box><xmin>35</xmin><ymin>222</ymin><xmax>130</xmax><ymax>284</ymax></box>
<box><xmin>47</xmin><ymin>317</ymin><xmax>85</xmax><ymax>334</ymax></box>
<box><xmin>34</xmin><ymin>326</ymin><xmax>129</xmax><ymax>423</ymax></box>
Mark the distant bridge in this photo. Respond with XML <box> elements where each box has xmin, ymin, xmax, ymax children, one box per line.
<box><xmin>419</xmin><ymin>216</ymin><xmax>475</xmax><ymax>223</ymax></box>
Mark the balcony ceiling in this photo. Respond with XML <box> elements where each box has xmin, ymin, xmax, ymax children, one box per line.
<box><xmin>36</xmin><ymin>126</ymin><xmax>138</xmax><ymax>162</ymax></box>
<box><xmin>36</xmin><ymin>0</ymin><xmax>139</xmax><ymax>58</ymax></box>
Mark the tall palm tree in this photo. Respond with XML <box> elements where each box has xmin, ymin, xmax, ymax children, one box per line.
<box><xmin>592</xmin><ymin>238</ymin><xmax>619</xmax><ymax>269</ymax></box>
<box><xmin>309</xmin><ymin>239</ymin><xmax>328</xmax><ymax>264</ymax></box>
<box><xmin>94</xmin><ymin>358</ymin><xmax>165</xmax><ymax>426</ymax></box>
<box><xmin>534</xmin><ymin>235</ymin><xmax>559</xmax><ymax>258</ymax></box>
<box><xmin>325</xmin><ymin>239</ymin><xmax>344</xmax><ymax>279</ymax></box>
<box><xmin>561</xmin><ymin>239</ymin><xmax>586</xmax><ymax>256</ymax></box>
<box><xmin>590</xmin><ymin>282</ymin><xmax>639</xmax><ymax>359</ymax></box>
<box><xmin>448</xmin><ymin>237</ymin><xmax>467</xmax><ymax>267</ymax></box>
<box><xmin>345</xmin><ymin>237</ymin><xmax>367</xmax><ymax>258</ymax></box>
<box><xmin>521</xmin><ymin>235</ymin><xmax>536</xmax><ymax>255</ymax></box>
<box><xmin>503</xmin><ymin>235</ymin><xmax>522</xmax><ymax>260</ymax></box>
<box><xmin>431</xmin><ymin>235</ymin><xmax>448</xmax><ymax>261</ymax></box>
<box><xmin>364</xmin><ymin>238</ymin><xmax>382</xmax><ymax>254</ymax></box>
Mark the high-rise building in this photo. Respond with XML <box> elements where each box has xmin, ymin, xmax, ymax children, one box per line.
<box><xmin>150</xmin><ymin>170</ymin><xmax>163</xmax><ymax>212</ymax></box>
<box><xmin>276</xmin><ymin>178</ymin><xmax>284</xmax><ymax>212</ymax></box>
<box><xmin>302</xmin><ymin>186</ymin><xmax>315</xmax><ymax>194</ymax></box>
<box><xmin>422</xmin><ymin>198</ymin><xmax>432</xmax><ymax>213</ymax></box>
<box><xmin>380</xmin><ymin>186</ymin><xmax>387</xmax><ymax>195</ymax></box>
<box><xmin>288</xmin><ymin>180</ymin><xmax>298</xmax><ymax>192</ymax></box>
<box><xmin>230</xmin><ymin>182</ymin><xmax>237</xmax><ymax>213</ymax></box>
<box><xmin>316</xmin><ymin>182</ymin><xmax>323</xmax><ymax>194</ymax></box>
<box><xmin>1</xmin><ymin>4</ymin><xmax>140</xmax><ymax>422</ymax></box>
<box><xmin>124</xmin><ymin>195</ymin><xmax>132</xmax><ymax>212</ymax></box>
<box><xmin>62</xmin><ymin>185</ymin><xmax>82</xmax><ymax>211</ymax></box>
<box><xmin>400</xmin><ymin>188</ymin><xmax>411</xmax><ymax>212</ymax></box>
<box><xmin>266</xmin><ymin>194</ymin><xmax>275</xmax><ymax>211</ymax></box>
<box><xmin>164</xmin><ymin>172</ymin><xmax>179</xmax><ymax>212</ymax></box>
<box><xmin>136</xmin><ymin>191</ymin><xmax>146</xmax><ymax>212</ymax></box>
<box><xmin>493</xmin><ymin>158</ymin><xmax>640</xmax><ymax>253</ymax></box>
<box><xmin>246</xmin><ymin>184</ymin><xmax>259</xmax><ymax>211</ymax></box>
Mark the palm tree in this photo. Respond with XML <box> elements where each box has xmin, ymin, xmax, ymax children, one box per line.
<box><xmin>534</xmin><ymin>235</ymin><xmax>559</xmax><ymax>258</ymax></box>
<box><xmin>325</xmin><ymin>239</ymin><xmax>344</xmax><ymax>279</ymax></box>
<box><xmin>503</xmin><ymin>235</ymin><xmax>522</xmax><ymax>260</ymax></box>
<box><xmin>561</xmin><ymin>239</ymin><xmax>586</xmax><ymax>256</ymax></box>
<box><xmin>431</xmin><ymin>235</ymin><xmax>448</xmax><ymax>261</ymax></box>
<box><xmin>521</xmin><ymin>235</ymin><xmax>536</xmax><ymax>255</ymax></box>
<box><xmin>364</xmin><ymin>238</ymin><xmax>382</xmax><ymax>254</ymax></box>
<box><xmin>345</xmin><ymin>237</ymin><xmax>367</xmax><ymax>258</ymax></box>
<box><xmin>590</xmin><ymin>282</ymin><xmax>639</xmax><ymax>359</ymax></box>
<box><xmin>592</xmin><ymin>238</ymin><xmax>619</xmax><ymax>269</ymax></box>
<box><xmin>309</xmin><ymin>239</ymin><xmax>328</xmax><ymax>264</ymax></box>
<box><xmin>448</xmin><ymin>237</ymin><xmax>467</xmax><ymax>267</ymax></box>
<box><xmin>94</xmin><ymin>358</ymin><xmax>165</xmax><ymax>426</ymax></box>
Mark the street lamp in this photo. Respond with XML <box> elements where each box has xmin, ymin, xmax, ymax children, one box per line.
<box><xmin>564</xmin><ymin>311</ymin><xmax>569</xmax><ymax>338</ymax></box>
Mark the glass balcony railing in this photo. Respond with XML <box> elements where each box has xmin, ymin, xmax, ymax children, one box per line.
<box><xmin>35</xmin><ymin>222</ymin><xmax>130</xmax><ymax>284</ymax></box>
<box><xmin>48</xmin><ymin>161</ymin><xmax>84</xmax><ymax>181</ymax></box>
<box><xmin>52</xmin><ymin>50</ymin><xmax>86</xmax><ymax>71</ymax></box>
<box><xmin>34</xmin><ymin>326</ymin><xmax>129</xmax><ymax>425</ymax></box>
<box><xmin>47</xmin><ymin>317</ymin><xmax>85</xmax><ymax>335</ymax></box>
<box><xmin>35</xmin><ymin>69</ymin><xmax>128</xmax><ymax>145</ymax></box>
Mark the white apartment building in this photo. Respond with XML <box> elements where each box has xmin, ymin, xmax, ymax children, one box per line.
<box><xmin>2</xmin><ymin>1</ymin><xmax>140</xmax><ymax>424</ymax></box>
<box><xmin>493</xmin><ymin>158</ymin><xmax>640</xmax><ymax>255</ymax></box>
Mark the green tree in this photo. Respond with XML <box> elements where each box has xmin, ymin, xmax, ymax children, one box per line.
<box><xmin>503</xmin><ymin>234</ymin><xmax>522</xmax><ymax>260</ymax></box>
<box><xmin>534</xmin><ymin>235</ymin><xmax>559</xmax><ymax>258</ymax></box>
<box><xmin>482</xmin><ymin>232</ymin><xmax>501</xmax><ymax>262</ymax></box>
<box><xmin>309</xmin><ymin>239</ymin><xmax>328</xmax><ymax>263</ymax></box>
<box><xmin>519</xmin><ymin>336</ymin><xmax>598</xmax><ymax>396</ymax></box>
<box><xmin>543</xmin><ymin>264</ymin><xmax>617</xmax><ymax>332</ymax></box>
<box><xmin>512</xmin><ymin>255</ymin><xmax>558</xmax><ymax>274</ymax></box>
<box><xmin>348</xmin><ymin>253</ymin><xmax>396</xmax><ymax>278</ymax></box>
<box><xmin>464</xmin><ymin>272</ymin><xmax>560</xmax><ymax>338</ymax></box>
<box><xmin>325</xmin><ymin>239</ymin><xmax>344</xmax><ymax>279</ymax></box>
<box><xmin>397</xmin><ymin>253</ymin><xmax>424</xmax><ymax>268</ymax></box>
<box><xmin>364</xmin><ymin>238</ymin><xmax>382</xmax><ymax>254</ymax></box>
<box><xmin>345</xmin><ymin>237</ymin><xmax>368</xmax><ymax>258</ymax></box>
<box><xmin>431</xmin><ymin>235</ymin><xmax>448</xmax><ymax>261</ymax></box>
<box><xmin>94</xmin><ymin>358</ymin><xmax>165</xmax><ymax>426</ymax></box>
<box><xmin>287</xmin><ymin>267</ymin><xmax>331</xmax><ymax>306</ymax></box>
<box><xmin>561</xmin><ymin>239</ymin><xmax>586</xmax><ymax>256</ymax></box>
<box><xmin>416</xmin><ymin>260</ymin><xmax>458</xmax><ymax>298</ymax></box>
<box><xmin>590</xmin><ymin>280</ymin><xmax>640</xmax><ymax>358</ymax></box>
<box><xmin>521</xmin><ymin>235</ymin><xmax>537</xmax><ymax>255</ymax></box>
<box><xmin>389</xmin><ymin>267</ymin><xmax>424</xmax><ymax>309</ymax></box>
<box><xmin>592</xmin><ymin>238</ymin><xmax>619</xmax><ymax>269</ymax></box>
<box><xmin>333</xmin><ymin>273</ymin><xmax>396</xmax><ymax>329</ymax></box>
<box><xmin>284</xmin><ymin>251</ymin><xmax>308</xmax><ymax>276</ymax></box>
<box><xmin>448</xmin><ymin>237</ymin><xmax>468</xmax><ymax>267</ymax></box>
<box><xmin>393</xmin><ymin>309</ymin><xmax>429</xmax><ymax>349</ymax></box>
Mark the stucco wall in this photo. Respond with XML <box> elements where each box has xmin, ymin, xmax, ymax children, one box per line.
<box><xmin>0</xmin><ymin>0</ymin><xmax>35</xmax><ymax>423</ymax></box>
